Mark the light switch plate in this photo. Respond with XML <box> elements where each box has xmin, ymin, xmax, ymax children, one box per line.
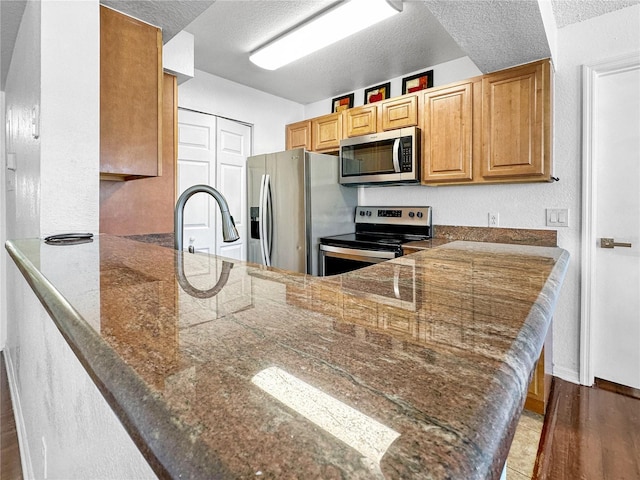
<box><xmin>546</xmin><ymin>208</ymin><xmax>569</xmax><ymax>227</ymax></box>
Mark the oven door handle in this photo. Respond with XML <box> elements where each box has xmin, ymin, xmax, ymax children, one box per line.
<box><xmin>392</xmin><ymin>138</ymin><xmax>401</xmax><ymax>173</ymax></box>
<box><xmin>320</xmin><ymin>244</ymin><xmax>397</xmax><ymax>259</ymax></box>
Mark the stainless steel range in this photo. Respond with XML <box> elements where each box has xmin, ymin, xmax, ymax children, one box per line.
<box><xmin>319</xmin><ymin>206</ymin><xmax>432</xmax><ymax>276</ymax></box>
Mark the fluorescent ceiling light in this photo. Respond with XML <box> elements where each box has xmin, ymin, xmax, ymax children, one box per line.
<box><xmin>250</xmin><ymin>0</ymin><xmax>402</xmax><ymax>71</ymax></box>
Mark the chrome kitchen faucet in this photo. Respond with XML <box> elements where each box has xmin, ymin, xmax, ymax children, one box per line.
<box><xmin>174</xmin><ymin>184</ymin><xmax>239</xmax><ymax>252</ymax></box>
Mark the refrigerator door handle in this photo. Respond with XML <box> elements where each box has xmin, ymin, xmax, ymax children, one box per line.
<box><xmin>392</xmin><ymin>138</ymin><xmax>401</xmax><ymax>173</ymax></box>
<box><xmin>264</xmin><ymin>174</ymin><xmax>273</xmax><ymax>266</ymax></box>
<box><xmin>258</xmin><ymin>174</ymin><xmax>269</xmax><ymax>266</ymax></box>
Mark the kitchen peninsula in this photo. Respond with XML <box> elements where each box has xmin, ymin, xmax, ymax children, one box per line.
<box><xmin>6</xmin><ymin>236</ymin><xmax>568</xmax><ymax>479</ymax></box>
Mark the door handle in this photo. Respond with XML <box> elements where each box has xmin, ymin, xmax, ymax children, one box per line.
<box><xmin>392</xmin><ymin>138</ymin><xmax>401</xmax><ymax>173</ymax></box>
<box><xmin>600</xmin><ymin>237</ymin><xmax>632</xmax><ymax>248</ymax></box>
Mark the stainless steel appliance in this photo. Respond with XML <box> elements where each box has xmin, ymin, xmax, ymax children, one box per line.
<box><xmin>339</xmin><ymin>126</ymin><xmax>420</xmax><ymax>186</ymax></box>
<box><xmin>247</xmin><ymin>148</ymin><xmax>357</xmax><ymax>276</ymax></box>
<box><xmin>319</xmin><ymin>206</ymin><xmax>432</xmax><ymax>276</ymax></box>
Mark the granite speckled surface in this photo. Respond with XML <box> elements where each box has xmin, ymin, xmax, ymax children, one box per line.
<box><xmin>5</xmin><ymin>235</ymin><xmax>569</xmax><ymax>480</ymax></box>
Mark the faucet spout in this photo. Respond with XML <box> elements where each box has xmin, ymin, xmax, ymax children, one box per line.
<box><xmin>174</xmin><ymin>184</ymin><xmax>240</xmax><ymax>251</ymax></box>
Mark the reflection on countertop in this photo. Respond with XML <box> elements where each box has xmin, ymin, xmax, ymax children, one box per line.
<box><xmin>5</xmin><ymin>235</ymin><xmax>569</xmax><ymax>480</ymax></box>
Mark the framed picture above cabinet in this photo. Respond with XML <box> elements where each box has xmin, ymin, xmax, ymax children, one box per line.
<box><xmin>364</xmin><ymin>82</ymin><xmax>391</xmax><ymax>104</ymax></box>
<box><xmin>402</xmin><ymin>70</ymin><xmax>433</xmax><ymax>94</ymax></box>
<box><xmin>332</xmin><ymin>93</ymin><xmax>354</xmax><ymax>113</ymax></box>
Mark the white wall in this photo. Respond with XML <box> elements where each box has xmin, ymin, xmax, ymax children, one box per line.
<box><xmin>3</xmin><ymin>1</ymin><xmax>155</xmax><ymax>478</ymax></box>
<box><xmin>354</xmin><ymin>5</ymin><xmax>640</xmax><ymax>382</ymax></box>
<box><xmin>40</xmin><ymin>0</ymin><xmax>100</xmax><ymax>236</ymax></box>
<box><xmin>0</xmin><ymin>92</ymin><xmax>5</xmax><ymax>350</ymax></box>
<box><xmin>178</xmin><ymin>69</ymin><xmax>305</xmax><ymax>154</ymax></box>
<box><xmin>304</xmin><ymin>56</ymin><xmax>482</xmax><ymax>119</ymax></box>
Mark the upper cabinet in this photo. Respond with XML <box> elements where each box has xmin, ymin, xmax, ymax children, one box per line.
<box><xmin>422</xmin><ymin>81</ymin><xmax>476</xmax><ymax>183</ymax></box>
<box><xmin>311</xmin><ymin>112</ymin><xmax>343</xmax><ymax>152</ymax></box>
<box><xmin>481</xmin><ymin>60</ymin><xmax>550</xmax><ymax>180</ymax></box>
<box><xmin>422</xmin><ymin>59</ymin><xmax>552</xmax><ymax>185</ymax></box>
<box><xmin>344</xmin><ymin>105</ymin><xmax>377</xmax><ymax>137</ymax></box>
<box><xmin>381</xmin><ymin>94</ymin><xmax>418</xmax><ymax>131</ymax></box>
<box><xmin>100</xmin><ymin>6</ymin><xmax>163</xmax><ymax>181</ymax></box>
<box><xmin>285</xmin><ymin>59</ymin><xmax>553</xmax><ymax>185</ymax></box>
<box><xmin>285</xmin><ymin>120</ymin><xmax>312</xmax><ymax>150</ymax></box>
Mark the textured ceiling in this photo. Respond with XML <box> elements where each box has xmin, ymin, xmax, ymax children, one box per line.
<box><xmin>424</xmin><ymin>0</ymin><xmax>551</xmax><ymax>74</ymax></box>
<box><xmin>100</xmin><ymin>0</ymin><xmax>215</xmax><ymax>42</ymax></box>
<box><xmin>551</xmin><ymin>0</ymin><xmax>639</xmax><ymax>27</ymax></box>
<box><xmin>2</xmin><ymin>0</ymin><xmax>639</xmax><ymax>98</ymax></box>
<box><xmin>184</xmin><ymin>1</ymin><xmax>466</xmax><ymax>104</ymax></box>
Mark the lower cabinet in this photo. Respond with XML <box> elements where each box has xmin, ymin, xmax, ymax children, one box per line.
<box><xmin>526</xmin><ymin>344</ymin><xmax>552</xmax><ymax>415</ymax></box>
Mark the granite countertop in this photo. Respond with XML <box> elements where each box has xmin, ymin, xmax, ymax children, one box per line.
<box><xmin>6</xmin><ymin>235</ymin><xmax>569</xmax><ymax>480</ymax></box>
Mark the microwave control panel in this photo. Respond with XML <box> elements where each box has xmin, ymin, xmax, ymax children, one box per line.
<box><xmin>401</xmin><ymin>136</ymin><xmax>413</xmax><ymax>172</ymax></box>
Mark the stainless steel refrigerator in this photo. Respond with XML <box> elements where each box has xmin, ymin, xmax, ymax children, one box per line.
<box><xmin>247</xmin><ymin>148</ymin><xmax>357</xmax><ymax>275</ymax></box>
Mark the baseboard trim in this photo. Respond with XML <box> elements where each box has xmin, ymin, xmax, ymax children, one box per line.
<box><xmin>3</xmin><ymin>350</ymin><xmax>34</xmax><ymax>480</ymax></box>
<box><xmin>552</xmin><ymin>365</ymin><xmax>580</xmax><ymax>384</ymax></box>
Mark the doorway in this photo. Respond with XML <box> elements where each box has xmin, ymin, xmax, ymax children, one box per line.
<box><xmin>581</xmin><ymin>52</ymin><xmax>640</xmax><ymax>389</ymax></box>
<box><xmin>177</xmin><ymin>109</ymin><xmax>251</xmax><ymax>260</ymax></box>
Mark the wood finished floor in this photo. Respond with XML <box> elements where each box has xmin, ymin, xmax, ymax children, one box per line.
<box><xmin>534</xmin><ymin>377</ymin><xmax>640</xmax><ymax>480</ymax></box>
<box><xmin>1</xmin><ymin>353</ymin><xmax>22</xmax><ymax>480</ymax></box>
<box><xmin>1</xmin><ymin>360</ymin><xmax>638</xmax><ymax>480</ymax></box>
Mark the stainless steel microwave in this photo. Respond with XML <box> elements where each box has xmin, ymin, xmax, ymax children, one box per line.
<box><xmin>339</xmin><ymin>126</ymin><xmax>420</xmax><ymax>186</ymax></box>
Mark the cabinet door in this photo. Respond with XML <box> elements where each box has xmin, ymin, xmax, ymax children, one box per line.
<box><xmin>345</xmin><ymin>105</ymin><xmax>377</xmax><ymax>137</ymax></box>
<box><xmin>481</xmin><ymin>60</ymin><xmax>550</xmax><ymax>179</ymax></box>
<box><xmin>422</xmin><ymin>82</ymin><xmax>474</xmax><ymax>183</ymax></box>
<box><xmin>285</xmin><ymin>120</ymin><xmax>312</xmax><ymax>150</ymax></box>
<box><xmin>311</xmin><ymin>113</ymin><xmax>343</xmax><ymax>152</ymax></box>
<box><xmin>100</xmin><ymin>6</ymin><xmax>162</xmax><ymax>180</ymax></box>
<box><xmin>525</xmin><ymin>347</ymin><xmax>548</xmax><ymax>414</ymax></box>
<box><xmin>381</xmin><ymin>95</ymin><xmax>418</xmax><ymax>130</ymax></box>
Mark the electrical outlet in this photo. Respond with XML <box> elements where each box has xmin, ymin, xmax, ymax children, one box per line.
<box><xmin>488</xmin><ymin>212</ymin><xmax>499</xmax><ymax>228</ymax></box>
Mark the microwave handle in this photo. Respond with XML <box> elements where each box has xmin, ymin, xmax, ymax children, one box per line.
<box><xmin>392</xmin><ymin>138</ymin><xmax>401</xmax><ymax>173</ymax></box>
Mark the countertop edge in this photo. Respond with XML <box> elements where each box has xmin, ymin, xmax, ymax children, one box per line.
<box><xmin>489</xmin><ymin>247</ymin><xmax>570</xmax><ymax>478</ymax></box>
<box><xmin>5</xmin><ymin>240</ymin><xmax>232</xmax><ymax>480</ymax></box>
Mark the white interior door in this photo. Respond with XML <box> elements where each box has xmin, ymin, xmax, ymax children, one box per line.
<box><xmin>177</xmin><ymin>110</ymin><xmax>217</xmax><ymax>254</ymax></box>
<box><xmin>215</xmin><ymin>118</ymin><xmax>250</xmax><ymax>260</ymax></box>
<box><xmin>584</xmin><ymin>54</ymin><xmax>640</xmax><ymax>389</ymax></box>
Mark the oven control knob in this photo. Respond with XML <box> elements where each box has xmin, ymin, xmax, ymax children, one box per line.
<box><xmin>408</xmin><ymin>212</ymin><xmax>415</xmax><ymax>218</ymax></box>
<box><xmin>417</xmin><ymin>212</ymin><xmax>423</xmax><ymax>218</ymax></box>
<box><xmin>366</xmin><ymin>211</ymin><xmax>372</xmax><ymax>216</ymax></box>
<box><xmin>359</xmin><ymin>211</ymin><xmax>365</xmax><ymax>216</ymax></box>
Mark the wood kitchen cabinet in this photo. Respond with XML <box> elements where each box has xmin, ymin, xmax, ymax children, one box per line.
<box><xmin>344</xmin><ymin>104</ymin><xmax>378</xmax><ymax>137</ymax></box>
<box><xmin>422</xmin><ymin>81</ymin><xmax>476</xmax><ymax>183</ymax></box>
<box><xmin>481</xmin><ymin>60</ymin><xmax>551</xmax><ymax>180</ymax></box>
<box><xmin>381</xmin><ymin>94</ymin><xmax>419</xmax><ymax>131</ymax></box>
<box><xmin>100</xmin><ymin>6</ymin><xmax>163</xmax><ymax>181</ymax></box>
<box><xmin>525</xmin><ymin>345</ymin><xmax>552</xmax><ymax>414</ymax></box>
<box><xmin>311</xmin><ymin>112</ymin><xmax>343</xmax><ymax>152</ymax></box>
<box><xmin>421</xmin><ymin>59</ymin><xmax>552</xmax><ymax>185</ymax></box>
<box><xmin>286</xmin><ymin>59</ymin><xmax>552</xmax><ymax>185</ymax></box>
<box><xmin>285</xmin><ymin>120</ymin><xmax>312</xmax><ymax>150</ymax></box>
